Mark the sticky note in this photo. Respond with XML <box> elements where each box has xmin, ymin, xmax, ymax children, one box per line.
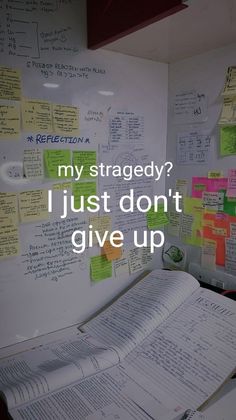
<box><xmin>202</xmin><ymin>191</ymin><xmax>224</xmax><ymax>212</ymax></box>
<box><xmin>219</xmin><ymin>96</ymin><xmax>236</xmax><ymax>124</ymax></box>
<box><xmin>147</xmin><ymin>204</ymin><xmax>169</xmax><ymax>229</ymax></box>
<box><xmin>53</xmin><ymin>104</ymin><xmax>79</xmax><ymax>135</ymax></box>
<box><xmin>72</xmin><ymin>182</ymin><xmax>96</xmax><ymax>209</ymax></box>
<box><xmin>202</xmin><ymin>213</ymin><xmax>236</xmax><ymax>266</ymax></box>
<box><xmin>192</xmin><ymin>177</ymin><xmax>228</xmax><ymax>198</ymax></box>
<box><xmin>227</xmin><ymin>169</ymin><xmax>236</xmax><ymax>198</ymax></box>
<box><xmin>0</xmin><ymin>224</ymin><xmax>20</xmax><ymax>259</ymax></box>
<box><xmin>175</xmin><ymin>179</ymin><xmax>188</xmax><ymax>197</ymax></box>
<box><xmin>220</xmin><ymin>126</ymin><xmax>236</xmax><ymax>156</ymax></box>
<box><xmin>102</xmin><ymin>240</ymin><xmax>122</xmax><ymax>261</ymax></box>
<box><xmin>0</xmin><ymin>105</ymin><xmax>20</xmax><ymax>139</ymax></box>
<box><xmin>90</xmin><ymin>255</ymin><xmax>112</xmax><ymax>282</ymax></box>
<box><xmin>73</xmin><ymin>151</ymin><xmax>97</xmax><ymax>179</ymax></box>
<box><xmin>19</xmin><ymin>190</ymin><xmax>48</xmax><ymax>222</ymax></box>
<box><xmin>89</xmin><ymin>215</ymin><xmax>111</xmax><ymax>244</ymax></box>
<box><xmin>44</xmin><ymin>149</ymin><xmax>71</xmax><ymax>179</ymax></box>
<box><xmin>114</xmin><ymin>256</ymin><xmax>129</xmax><ymax>276</ymax></box>
<box><xmin>0</xmin><ymin>192</ymin><xmax>18</xmax><ymax>226</ymax></box>
<box><xmin>0</xmin><ymin>66</ymin><xmax>21</xmax><ymax>100</ymax></box>
<box><xmin>22</xmin><ymin>99</ymin><xmax>52</xmax><ymax>132</ymax></box>
<box><xmin>167</xmin><ymin>210</ymin><xmax>181</xmax><ymax>237</ymax></box>
<box><xmin>128</xmin><ymin>247</ymin><xmax>152</xmax><ymax>274</ymax></box>
<box><xmin>53</xmin><ymin>182</ymin><xmax>72</xmax><ymax>190</ymax></box>
<box><xmin>23</xmin><ymin>149</ymin><xmax>44</xmax><ymax>179</ymax></box>
<box><xmin>208</xmin><ymin>171</ymin><xmax>224</xmax><ymax>179</ymax></box>
<box><xmin>230</xmin><ymin>222</ymin><xmax>236</xmax><ymax>238</ymax></box>
<box><xmin>222</xmin><ymin>66</ymin><xmax>236</xmax><ymax>96</ymax></box>
<box><xmin>222</xmin><ymin>191</ymin><xmax>236</xmax><ymax>216</ymax></box>
<box><xmin>201</xmin><ymin>239</ymin><xmax>216</xmax><ymax>269</ymax></box>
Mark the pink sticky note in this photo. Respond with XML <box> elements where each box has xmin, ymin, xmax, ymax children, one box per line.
<box><xmin>227</xmin><ymin>169</ymin><xmax>236</xmax><ymax>198</ymax></box>
<box><xmin>192</xmin><ymin>177</ymin><xmax>228</xmax><ymax>198</ymax></box>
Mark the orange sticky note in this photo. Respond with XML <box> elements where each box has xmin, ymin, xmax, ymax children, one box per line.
<box><xmin>102</xmin><ymin>240</ymin><xmax>122</xmax><ymax>261</ymax></box>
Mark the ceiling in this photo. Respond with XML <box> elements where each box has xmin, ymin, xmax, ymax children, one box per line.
<box><xmin>103</xmin><ymin>0</ymin><xmax>236</xmax><ymax>63</ymax></box>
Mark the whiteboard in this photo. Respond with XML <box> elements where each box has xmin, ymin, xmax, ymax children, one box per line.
<box><xmin>166</xmin><ymin>42</ymin><xmax>236</xmax><ymax>282</ymax></box>
<box><xmin>0</xmin><ymin>0</ymin><xmax>168</xmax><ymax>347</ymax></box>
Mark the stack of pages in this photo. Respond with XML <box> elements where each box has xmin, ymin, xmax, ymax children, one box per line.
<box><xmin>0</xmin><ymin>270</ymin><xmax>235</xmax><ymax>420</ymax></box>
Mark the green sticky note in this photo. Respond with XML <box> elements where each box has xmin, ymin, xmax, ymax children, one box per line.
<box><xmin>147</xmin><ymin>204</ymin><xmax>169</xmax><ymax>229</ymax></box>
<box><xmin>72</xmin><ymin>182</ymin><xmax>96</xmax><ymax>209</ymax></box>
<box><xmin>90</xmin><ymin>255</ymin><xmax>112</xmax><ymax>282</ymax></box>
<box><xmin>73</xmin><ymin>151</ymin><xmax>97</xmax><ymax>179</ymax></box>
<box><xmin>44</xmin><ymin>149</ymin><xmax>71</xmax><ymax>179</ymax></box>
<box><xmin>221</xmin><ymin>190</ymin><xmax>236</xmax><ymax>216</ymax></box>
<box><xmin>220</xmin><ymin>126</ymin><xmax>236</xmax><ymax>156</ymax></box>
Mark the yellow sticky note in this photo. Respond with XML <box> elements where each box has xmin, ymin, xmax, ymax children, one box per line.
<box><xmin>90</xmin><ymin>255</ymin><xmax>112</xmax><ymax>282</ymax></box>
<box><xmin>89</xmin><ymin>215</ymin><xmax>111</xmax><ymax>244</ymax></box>
<box><xmin>19</xmin><ymin>190</ymin><xmax>48</xmax><ymax>223</ymax></box>
<box><xmin>208</xmin><ymin>171</ymin><xmax>224</xmax><ymax>179</ymax></box>
<box><xmin>0</xmin><ymin>66</ymin><xmax>21</xmax><ymax>101</ymax></box>
<box><xmin>73</xmin><ymin>151</ymin><xmax>97</xmax><ymax>179</ymax></box>
<box><xmin>53</xmin><ymin>182</ymin><xmax>72</xmax><ymax>190</ymax></box>
<box><xmin>72</xmin><ymin>182</ymin><xmax>96</xmax><ymax>209</ymax></box>
<box><xmin>102</xmin><ymin>240</ymin><xmax>122</xmax><ymax>261</ymax></box>
<box><xmin>222</xmin><ymin>67</ymin><xmax>236</xmax><ymax>96</ymax></box>
<box><xmin>219</xmin><ymin>97</ymin><xmax>236</xmax><ymax>124</ymax></box>
<box><xmin>53</xmin><ymin>104</ymin><xmax>79</xmax><ymax>135</ymax></box>
<box><xmin>0</xmin><ymin>192</ymin><xmax>18</xmax><ymax>226</ymax></box>
<box><xmin>22</xmin><ymin>99</ymin><xmax>52</xmax><ymax>132</ymax></box>
<box><xmin>44</xmin><ymin>149</ymin><xmax>71</xmax><ymax>179</ymax></box>
<box><xmin>23</xmin><ymin>149</ymin><xmax>44</xmax><ymax>179</ymax></box>
<box><xmin>0</xmin><ymin>224</ymin><xmax>20</xmax><ymax>259</ymax></box>
<box><xmin>0</xmin><ymin>105</ymin><xmax>20</xmax><ymax>139</ymax></box>
<box><xmin>147</xmin><ymin>204</ymin><xmax>169</xmax><ymax>229</ymax></box>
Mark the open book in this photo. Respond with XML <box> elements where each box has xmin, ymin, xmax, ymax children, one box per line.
<box><xmin>0</xmin><ymin>270</ymin><xmax>235</xmax><ymax>420</ymax></box>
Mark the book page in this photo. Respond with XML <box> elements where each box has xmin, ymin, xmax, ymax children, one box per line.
<box><xmin>0</xmin><ymin>332</ymin><xmax>119</xmax><ymax>410</ymax></box>
<box><xmin>9</xmin><ymin>364</ymin><xmax>180</xmax><ymax>420</ymax></box>
<box><xmin>82</xmin><ymin>270</ymin><xmax>199</xmax><ymax>357</ymax></box>
<box><xmin>9</xmin><ymin>366</ymin><xmax>156</xmax><ymax>420</ymax></box>
<box><xmin>122</xmin><ymin>288</ymin><xmax>236</xmax><ymax>411</ymax></box>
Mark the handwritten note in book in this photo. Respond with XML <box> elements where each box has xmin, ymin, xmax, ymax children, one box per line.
<box><xmin>44</xmin><ymin>149</ymin><xmax>71</xmax><ymax>179</ymax></box>
<box><xmin>0</xmin><ymin>105</ymin><xmax>20</xmax><ymax>139</ymax></box>
<box><xmin>177</xmin><ymin>131</ymin><xmax>211</xmax><ymax>164</ymax></box>
<box><xmin>22</xmin><ymin>99</ymin><xmax>52</xmax><ymax>132</ymax></box>
<box><xmin>0</xmin><ymin>193</ymin><xmax>18</xmax><ymax>226</ymax></box>
<box><xmin>0</xmin><ymin>66</ymin><xmax>21</xmax><ymax>101</ymax></box>
<box><xmin>19</xmin><ymin>190</ymin><xmax>48</xmax><ymax>222</ymax></box>
<box><xmin>53</xmin><ymin>104</ymin><xmax>79</xmax><ymax>135</ymax></box>
<box><xmin>174</xmin><ymin>90</ymin><xmax>207</xmax><ymax>123</ymax></box>
<box><xmin>23</xmin><ymin>149</ymin><xmax>44</xmax><ymax>179</ymax></box>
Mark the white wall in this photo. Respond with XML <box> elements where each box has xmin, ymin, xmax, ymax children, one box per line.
<box><xmin>0</xmin><ymin>0</ymin><xmax>168</xmax><ymax>348</ymax></box>
<box><xmin>166</xmin><ymin>42</ymin><xmax>236</xmax><ymax>272</ymax></box>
